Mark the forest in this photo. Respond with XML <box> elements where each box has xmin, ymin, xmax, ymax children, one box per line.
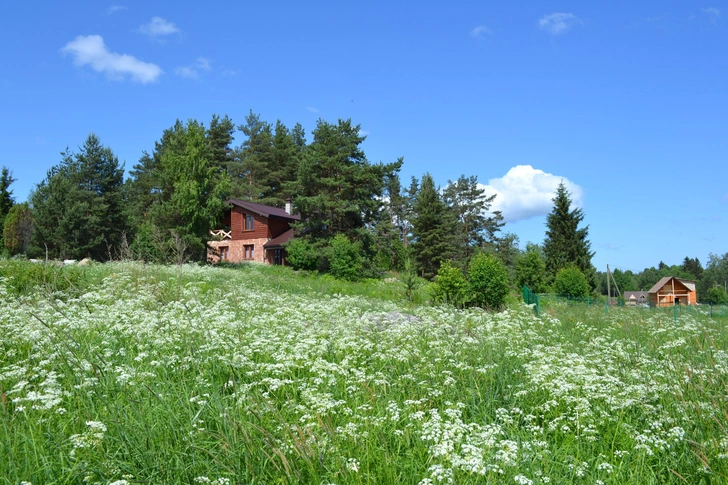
<box><xmin>1</xmin><ymin>111</ymin><xmax>727</xmax><ymax>305</ymax></box>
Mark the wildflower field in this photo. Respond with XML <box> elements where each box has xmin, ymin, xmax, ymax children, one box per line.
<box><xmin>1</xmin><ymin>262</ymin><xmax>727</xmax><ymax>484</ymax></box>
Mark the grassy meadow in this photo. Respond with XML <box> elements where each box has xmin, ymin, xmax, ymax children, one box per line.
<box><xmin>1</xmin><ymin>261</ymin><xmax>727</xmax><ymax>484</ymax></box>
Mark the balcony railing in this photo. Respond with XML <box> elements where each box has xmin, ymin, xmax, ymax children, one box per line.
<box><xmin>210</xmin><ymin>229</ymin><xmax>232</xmax><ymax>240</ymax></box>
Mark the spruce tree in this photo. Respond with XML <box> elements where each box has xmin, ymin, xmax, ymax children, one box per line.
<box><xmin>410</xmin><ymin>173</ymin><xmax>455</xmax><ymax>279</ymax></box>
<box><xmin>31</xmin><ymin>134</ymin><xmax>126</xmax><ymax>260</ymax></box>
<box><xmin>542</xmin><ymin>182</ymin><xmax>594</xmax><ymax>282</ymax></box>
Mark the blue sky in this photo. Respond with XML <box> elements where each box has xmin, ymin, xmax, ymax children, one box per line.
<box><xmin>1</xmin><ymin>1</ymin><xmax>726</xmax><ymax>272</ymax></box>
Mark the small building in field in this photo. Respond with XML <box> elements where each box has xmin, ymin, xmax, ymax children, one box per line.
<box><xmin>207</xmin><ymin>198</ymin><xmax>299</xmax><ymax>265</ymax></box>
<box><xmin>648</xmin><ymin>276</ymin><xmax>697</xmax><ymax>306</ymax></box>
<box><xmin>624</xmin><ymin>291</ymin><xmax>648</xmax><ymax>306</ymax></box>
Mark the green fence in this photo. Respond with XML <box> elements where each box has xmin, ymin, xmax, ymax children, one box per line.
<box><xmin>522</xmin><ymin>286</ymin><xmax>541</xmax><ymax>316</ymax></box>
<box><xmin>522</xmin><ymin>287</ymin><xmax>727</xmax><ymax>322</ymax></box>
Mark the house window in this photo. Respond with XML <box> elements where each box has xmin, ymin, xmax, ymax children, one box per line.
<box><xmin>219</xmin><ymin>246</ymin><xmax>229</xmax><ymax>260</ymax></box>
<box><xmin>244</xmin><ymin>244</ymin><xmax>255</xmax><ymax>260</ymax></box>
<box><xmin>245</xmin><ymin>214</ymin><xmax>255</xmax><ymax>231</ymax></box>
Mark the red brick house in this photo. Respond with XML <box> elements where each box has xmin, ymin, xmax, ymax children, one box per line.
<box><xmin>648</xmin><ymin>276</ymin><xmax>697</xmax><ymax>306</ymax></box>
<box><xmin>208</xmin><ymin>198</ymin><xmax>299</xmax><ymax>265</ymax></box>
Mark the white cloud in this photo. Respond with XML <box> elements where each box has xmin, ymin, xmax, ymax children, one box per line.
<box><xmin>480</xmin><ymin>165</ymin><xmax>584</xmax><ymax>223</ymax></box>
<box><xmin>174</xmin><ymin>66</ymin><xmax>198</xmax><ymax>79</ymax></box>
<box><xmin>175</xmin><ymin>57</ymin><xmax>212</xmax><ymax>79</ymax></box>
<box><xmin>106</xmin><ymin>5</ymin><xmax>126</xmax><ymax>15</ymax></box>
<box><xmin>61</xmin><ymin>35</ymin><xmax>163</xmax><ymax>84</ymax></box>
<box><xmin>701</xmin><ymin>7</ymin><xmax>721</xmax><ymax>17</ymax></box>
<box><xmin>539</xmin><ymin>12</ymin><xmax>582</xmax><ymax>35</ymax></box>
<box><xmin>195</xmin><ymin>57</ymin><xmax>211</xmax><ymax>71</ymax></box>
<box><xmin>306</xmin><ymin>106</ymin><xmax>319</xmax><ymax>113</ymax></box>
<box><xmin>470</xmin><ymin>25</ymin><xmax>492</xmax><ymax>38</ymax></box>
<box><xmin>139</xmin><ymin>17</ymin><xmax>180</xmax><ymax>37</ymax></box>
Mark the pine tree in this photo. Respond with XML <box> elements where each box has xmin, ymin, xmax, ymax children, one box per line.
<box><xmin>230</xmin><ymin>110</ymin><xmax>273</xmax><ymax>201</ymax></box>
<box><xmin>31</xmin><ymin>134</ymin><xmax>126</xmax><ymax>260</ymax></box>
<box><xmin>410</xmin><ymin>173</ymin><xmax>455</xmax><ymax>279</ymax></box>
<box><xmin>543</xmin><ymin>182</ymin><xmax>595</xmax><ymax>282</ymax></box>
<box><xmin>290</xmin><ymin>118</ymin><xmax>399</xmax><ymax>246</ymax></box>
<box><xmin>443</xmin><ymin>175</ymin><xmax>503</xmax><ymax>264</ymax></box>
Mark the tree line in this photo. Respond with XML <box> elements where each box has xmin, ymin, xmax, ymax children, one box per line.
<box><xmin>2</xmin><ymin>111</ymin><xmax>725</xmax><ymax>305</ymax></box>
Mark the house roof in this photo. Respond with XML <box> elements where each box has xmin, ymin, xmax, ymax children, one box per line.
<box><xmin>263</xmin><ymin>228</ymin><xmax>295</xmax><ymax>248</ymax></box>
<box><xmin>624</xmin><ymin>291</ymin><xmax>648</xmax><ymax>300</ymax></box>
<box><xmin>226</xmin><ymin>199</ymin><xmax>300</xmax><ymax>221</ymax></box>
<box><xmin>647</xmin><ymin>276</ymin><xmax>696</xmax><ymax>294</ymax></box>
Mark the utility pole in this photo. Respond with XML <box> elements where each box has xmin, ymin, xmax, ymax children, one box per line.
<box><xmin>607</xmin><ymin>264</ymin><xmax>611</xmax><ymax>305</ymax></box>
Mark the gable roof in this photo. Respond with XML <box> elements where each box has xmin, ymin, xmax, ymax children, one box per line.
<box><xmin>647</xmin><ymin>276</ymin><xmax>696</xmax><ymax>294</ymax></box>
<box><xmin>624</xmin><ymin>291</ymin><xmax>648</xmax><ymax>300</ymax></box>
<box><xmin>227</xmin><ymin>199</ymin><xmax>300</xmax><ymax>221</ymax></box>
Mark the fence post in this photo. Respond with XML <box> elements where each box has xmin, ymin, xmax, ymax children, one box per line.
<box><xmin>605</xmin><ymin>299</ymin><xmax>609</xmax><ymax>315</ymax></box>
<box><xmin>674</xmin><ymin>301</ymin><xmax>677</xmax><ymax>322</ymax></box>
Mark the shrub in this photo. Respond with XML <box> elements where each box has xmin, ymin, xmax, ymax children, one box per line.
<box><xmin>327</xmin><ymin>234</ymin><xmax>364</xmax><ymax>282</ymax></box>
<box><xmin>468</xmin><ymin>253</ymin><xmax>509</xmax><ymax>310</ymax></box>
<box><xmin>285</xmin><ymin>239</ymin><xmax>322</xmax><ymax>271</ymax></box>
<box><xmin>515</xmin><ymin>248</ymin><xmax>547</xmax><ymax>293</ymax></box>
<box><xmin>705</xmin><ymin>286</ymin><xmax>728</xmax><ymax>305</ymax></box>
<box><xmin>432</xmin><ymin>260</ymin><xmax>468</xmax><ymax>307</ymax></box>
<box><xmin>553</xmin><ymin>266</ymin><xmax>590</xmax><ymax>298</ymax></box>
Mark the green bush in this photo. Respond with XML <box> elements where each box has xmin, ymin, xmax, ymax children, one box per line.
<box><xmin>705</xmin><ymin>286</ymin><xmax>728</xmax><ymax>305</ymax></box>
<box><xmin>553</xmin><ymin>266</ymin><xmax>590</xmax><ymax>298</ymax></box>
<box><xmin>284</xmin><ymin>239</ymin><xmax>322</xmax><ymax>271</ymax></box>
<box><xmin>468</xmin><ymin>253</ymin><xmax>509</xmax><ymax>310</ymax></box>
<box><xmin>432</xmin><ymin>260</ymin><xmax>469</xmax><ymax>307</ymax></box>
<box><xmin>327</xmin><ymin>234</ymin><xmax>364</xmax><ymax>282</ymax></box>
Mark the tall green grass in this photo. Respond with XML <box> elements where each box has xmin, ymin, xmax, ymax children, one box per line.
<box><xmin>1</xmin><ymin>262</ymin><xmax>727</xmax><ymax>484</ymax></box>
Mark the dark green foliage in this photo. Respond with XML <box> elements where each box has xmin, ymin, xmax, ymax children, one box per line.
<box><xmin>291</xmin><ymin>119</ymin><xmax>400</xmax><ymax>248</ymax></box>
<box><xmin>543</xmin><ymin>182</ymin><xmax>595</xmax><ymax>283</ymax></box>
<box><xmin>432</xmin><ymin>260</ymin><xmax>469</xmax><ymax>307</ymax></box>
<box><xmin>30</xmin><ymin>134</ymin><xmax>126</xmax><ymax>260</ymax></box>
<box><xmin>410</xmin><ymin>173</ymin><xmax>455</xmax><ymax>279</ymax></box>
<box><xmin>373</xmin><ymin>171</ymin><xmax>407</xmax><ymax>271</ymax></box>
<box><xmin>285</xmin><ymin>239</ymin><xmax>322</xmax><ymax>271</ymax></box>
<box><xmin>127</xmin><ymin>118</ymin><xmax>232</xmax><ymax>262</ymax></box>
<box><xmin>327</xmin><ymin>234</ymin><xmax>364</xmax><ymax>282</ymax></box>
<box><xmin>0</xmin><ymin>167</ymin><xmax>17</xmax><ymax>249</ymax></box>
<box><xmin>682</xmin><ymin>256</ymin><xmax>703</xmax><ymax>280</ymax></box>
<box><xmin>516</xmin><ymin>247</ymin><xmax>547</xmax><ymax>293</ymax></box>
<box><xmin>554</xmin><ymin>266</ymin><xmax>591</xmax><ymax>298</ymax></box>
<box><xmin>3</xmin><ymin>203</ymin><xmax>33</xmax><ymax>255</ymax></box>
<box><xmin>443</xmin><ymin>174</ymin><xmax>503</xmax><ymax>263</ymax></box>
<box><xmin>230</xmin><ymin>110</ymin><xmax>273</xmax><ymax>201</ymax></box>
<box><xmin>468</xmin><ymin>252</ymin><xmax>510</xmax><ymax>310</ymax></box>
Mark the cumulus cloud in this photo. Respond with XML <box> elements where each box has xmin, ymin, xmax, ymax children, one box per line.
<box><xmin>175</xmin><ymin>57</ymin><xmax>212</xmax><ymax>79</ymax></box>
<box><xmin>470</xmin><ymin>25</ymin><xmax>492</xmax><ymax>38</ymax></box>
<box><xmin>480</xmin><ymin>165</ymin><xmax>584</xmax><ymax>223</ymax></box>
<box><xmin>539</xmin><ymin>12</ymin><xmax>582</xmax><ymax>35</ymax></box>
<box><xmin>701</xmin><ymin>7</ymin><xmax>720</xmax><ymax>17</ymax></box>
<box><xmin>61</xmin><ymin>35</ymin><xmax>163</xmax><ymax>84</ymax></box>
<box><xmin>106</xmin><ymin>5</ymin><xmax>126</xmax><ymax>15</ymax></box>
<box><xmin>139</xmin><ymin>17</ymin><xmax>180</xmax><ymax>37</ymax></box>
